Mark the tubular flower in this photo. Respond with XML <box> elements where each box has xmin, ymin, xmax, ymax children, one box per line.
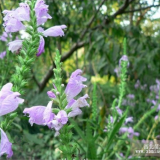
<box><xmin>65</xmin><ymin>69</ymin><xmax>87</xmax><ymax>102</ymax></box>
<box><xmin>8</xmin><ymin>40</ymin><xmax>23</xmax><ymax>53</ymax></box>
<box><xmin>3</xmin><ymin>3</ymin><xmax>30</xmax><ymax>33</ymax></box>
<box><xmin>36</xmin><ymin>36</ymin><xmax>45</xmax><ymax>56</ymax></box>
<box><xmin>43</xmin><ymin>25</ymin><xmax>67</xmax><ymax>37</ymax></box>
<box><xmin>66</xmin><ymin>94</ymin><xmax>89</xmax><ymax>117</ymax></box>
<box><xmin>0</xmin><ymin>128</ymin><xmax>13</xmax><ymax>158</ymax></box>
<box><xmin>0</xmin><ymin>83</ymin><xmax>24</xmax><ymax>116</ymax></box>
<box><xmin>34</xmin><ymin>0</ymin><xmax>52</xmax><ymax>25</ymax></box>
<box><xmin>23</xmin><ymin>101</ymin><xmax>54</xmax><ymax>126</ymax></box>
<box><xmin>0</xmin><ymin>51</ymin><xmax>6</xmax><ymax>59</ymax></box>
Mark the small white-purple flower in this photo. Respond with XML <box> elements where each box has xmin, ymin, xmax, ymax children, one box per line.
<box><xmin>0</xmin><ymin>51</ymin><xmax>6</xmax><ymax>59</ymax></box>
<box><xmin>0</xmin><ymin>128</ymin><xmax>13</xmax><ymax>158</ymax></box>
<box><xmin>8</xmin><ymin>40</ymin><xmax>23</xmax><ymax>53</ymax></box>
<box><xmin>0</xmin><ymin>83</ymin><xmax>24</xmax><ymax>116</ymax></box>
<box><xmin>23</xmin><ymin>101</ymin><xmax>54</xmax><ymax>126</ymax></box>
<box><xmin>43</xmin><ymin>25</ymin><xmax>67</xmax><ymax>37</ymax></box>
<box><xmin>65</xmin><ymin>69</ymin><xmax>87</xmax><ymax>102</ymax></box>
<box><xmin>34</xmin><ymin>0</ymin><xmax>52</xmax><ymax>25</ymax></box>
<box><xmin>36</xmin><ymin>36</ymin><xmax>45</xmax><ymax>56</ymax></box>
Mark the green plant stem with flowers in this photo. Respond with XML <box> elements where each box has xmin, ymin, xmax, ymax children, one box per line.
<box><xmin>11</xmin><ymin>0</ymin><xmax>40</xmax><ymax>94</ymax></box>
<box><xmin>51</xmin><ymin>50</ymin><xmax>76</xmax><ymax>159</ymax></box>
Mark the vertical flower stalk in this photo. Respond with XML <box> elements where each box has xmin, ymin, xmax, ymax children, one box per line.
<box><xmin>117</xmin><ymin>38</ymin><xmax>129</xmax><ymax>108</ymax></box>
<box><xmin>23</xmin><ymin>50</ymin><xmax>89</xmax><ymax>159</ymax></box>
<box><xmin>11</xmin><ymin>0</ymin><xmax>40</xmax><ymax>94</ymax></box>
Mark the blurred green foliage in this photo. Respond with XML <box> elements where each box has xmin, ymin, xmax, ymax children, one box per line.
<box><xmin>1</xmin><ymin>0</ymin><xmax>160</xmax><ymax>159</ymax></box>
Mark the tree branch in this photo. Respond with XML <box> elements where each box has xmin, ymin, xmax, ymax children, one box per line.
<box><xmin>124</xmin><ymin>4</ymin><xmax>160</xmax><ymax>13</ymax></box>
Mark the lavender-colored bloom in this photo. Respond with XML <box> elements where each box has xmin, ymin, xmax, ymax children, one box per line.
<box><xmin>47</xmin><ymin>91</ymin><xmax>56</xmax><ymax>99</ymax></box>
<box><xmin>66</xmin><ymin>94</ymin><xmax>89</xmax><ymax>117</ymax></box>
<box><xmin>155</xmin><ymin>115</ymin><xmax>158</xmax><ymax>120</ymax></box>
<box><xmin>0</xmin><ymin>83</ymin><xmax>24</xmax><ymax>116</ymax></box>
<box><xmin>125</xmin><ymin>117</ymin><xmax>133</xmax><ymax>124</ymax></box>
<box><xmin>48</xmin><ymin>119</ymin><xmax>63</xmax><ymax>131</ymax></box>
<box><xmin>119</xmin><ymin>55</ymin><xmax>129</xmax><ymax>66</ymax></box>
<box><xmin>115</xmin><ymin>107</ymin><xmax>123</xmax><ymax>115</ymax></box>
<box><xmin>108</xmin><ymin>116</ymin><xmax>114</xmax><ymax>123</ymax></box>
<box><xmin>56</xmin><ymin>110</ymin><xmax>68</xmax><ymax>124</ymax></box>
<box><xmin>36</xmin><ymin>36</ymin><xmax>45</xmax><ymax>56</ymax></box>
<box><xmin>119</xmin><ymin>127</ymin><xmax>139</xmax><ymax>139</ymax></box>
<box><xmin>4</xmin><ymin>17</ymin><xmax>25</xmax><ymax>33</ymax></box>
<box><xmin>65</xmin><ymin>69</ymin><xmax>87</xmax><ymax>102</ymax></box>
<box><xmin>68</xmin><ymin>108</ymin><xmax>82</xmax><ymax>118</ymax></box>
<box><xmin>23</xmin><ymin>101</ymin><xmax>54</xmax><ymax>126</ymax></box>
<box><xmin>0</xmin><ymin>51</ymin><xmax>6</xmax><ymax>59</ymax></box>
<box><xmin>0</xmin><ymin>128</ymin><xmax>13</xmax><ymax>158</ymax></box>
<box><xmin>0</xmin><ymin>32</ymin><xmax>8</xmax><ymax>42</ymax></box>
<box><xmin>34</xmin><ymin>0</ymin><xmax>52</xmax><ymax>25</ymax></box>
<box><xmin>15</xmin><ymin>3</ymin><xmax>30</xmax><ymax>22</ymax></box>
<box><xmin>8</xmin><ymin>40</ymin><xmax>22</xmax><ymax>53</ymax></box>
<box><xmin>70</xmin><ymin>94</ymin><xmax>89</xmax><ymax>109</ymax></box>
<box><xmin>135</xmin><ymin>80</ymin><xmax>140</xmax><ymax>89</ymax></box>
<box><xmin>43</xmin><ymin>25</ymin><xmax>67</xmax><ymax>37</ymax></box>
<box><xmin>37</xmin><ymin>27</ymin><xmax>44</xmax><ymax>33</ymax></box>
<box><xmin>127</xmin><ymin>94</ymin><xmax>135</xmax><ymax>99</ymax></box>
<box><xmin>157</xmin><ymin>104</ymin><xmax>160</xmax><ymax>111</ymax></box>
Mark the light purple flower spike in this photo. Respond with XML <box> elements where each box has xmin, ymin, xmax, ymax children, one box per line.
<box><xmin>0</xmin><ymin>128</ymin><xmax>13</xmax><ymax>158</ymax></box>
<box><xmin>23</xmin><ymin>101</ymin><xmax>54</xmax><ymax>126</ymax></box>
<box><xmin>0</xmin><ymin>83</ymin><xmax>24</xmax><ymax>116</ymax></box>
<box><xmin>8</xmin><ymin>40</ymin><xmax>23</xmax><ymax>53</ymax></box>
<box><xmin>36</xmin><ymin>36</ymin><xmax>45</xmax><ymax>56</ymax></box>
<box><xmin>65</xmin><ymin>69</ymin><xmax>87</xmax><ymax>102</ymax></box>
<box><xmin>43</xmin><ymin>25</ymin><xmax>67</xmax><ymax>37</ymax></box>
<box><xmin>34</xmin><ymin>0</ymin><xmax>52</xmax><ymax>25</ymax></box>
<box><xmin>0</xmin><ymin>51</ymin><xmax>6</xmax><ymax>59</ymax></box>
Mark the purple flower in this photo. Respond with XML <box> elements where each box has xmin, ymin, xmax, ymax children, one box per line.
<box><xmin>47</xmin><ymin>91</ymin><xmax>56</xmax><ymax>99</ymax></box>
<box><xmin>115</xmin><ymin>107</ymin><xmax>123</xmax><ymax>115</ymax></box>
<box><xmin>0</xmin><ymin>32</ymin><xmax>8</xmax><ymax>42</ymax></box>
<box><xmin>0</xmin><ymin>83</ymin><xmax>24</xmax><ymax>116</ymax></box>
<box><xmin>36</xmin><ymin>36</ymin><xmax>45</xmax><ymax>56</ymax></box>
<box><xmin>43</xmin><ymin>25</ymin><xmax>67</xmax><ymax>37</ymax></box>
<box><xmin>119</xmin><ymin>55</ymin><xmax>129</xmax><ymax>66</ymax></box>
<box><xmin>34</xmin><ymin>0</ymin><xmax>52</xmax><ymax>25</ymax></box>
<box><xmin>119</xmin><ymin>127</ymin><xmax>139</xmax><ymax>139</ymax></box>
<box><xmin>8</xmin><ymin>40</ymin><xmax>23</xmax><ymax>53</ymax></box>
<box><xmin>37</xmin><ymin>27</ymin><xmax>44</xmax><ymax>33</ymax></box>
<box><xmin>66</xmin><ymin>94</ymin><xmax>89</xmax><ymax>117</ymax></box>
<box><xmin>3</xmin><ymin>16</ymin><xmax>25</xmax><ymax>33</ymax></box>
<box><xmin>56</xmin><ymin>110</ymin><xmax>68</xmax><ymax>124</ymax></box>
<box><xmin>23</xmin><ymin>101</ymin><xmax>54</xmax><ymax>126</ymax></box>
<box><xmin>127</xmin><ymin>94</ymin><xmax>135</xmax><ymax>99</ymax></box>
<box><xmin>125</xmin><ymin>117</ymin><xmax>133</xmax><ymax>124</ymax></box>
<box><xmin>155</xmin><ymin>115</ymin><xmax>158</xmax><ymax>120</ymax></box>
<box><xmin>47</xmin><ymin>110</ymin><xmax>68</xmax><ymax>134</ymax></box>
<box><xmin>3</xmin><ymin>2</ymin><xmax>30</xmax><ymax>33</ymax></box>
<box><xmin>15</xmin><ymin>3</ymin><xmax>30</xmax><ymax>22</ymax></box>
<box><xmin>0</xmin><ymin>51</ymin><xmax>6</xmax><ymax>59</ymax></box>
<box><xmin>65</xmin><ymin>69</ymin><xmax>87</xmax><ymax>102</ymax></box>
<box><xmin>48</xmin><ymin>119</ymin><xmax>63</xmax><ymax>132</ymax></box>
<box><xmin>0</xmin><ymin>128</ymin><xmax>13</xmax><ymax>158</ymax></box>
